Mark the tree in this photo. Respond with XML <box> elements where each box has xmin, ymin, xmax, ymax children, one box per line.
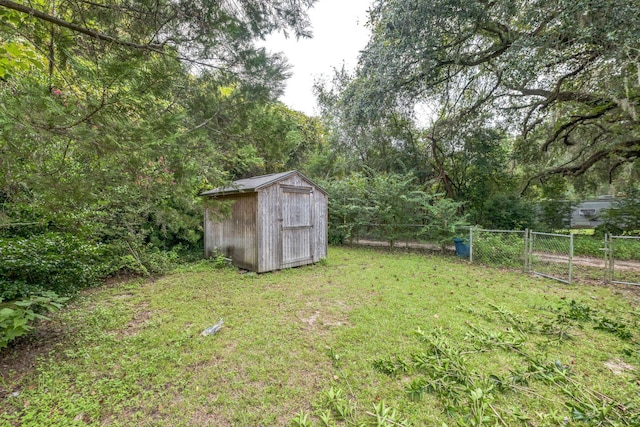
<box><xmin>355</xmin><ymin>0</ymin><xmax>640</xmax><ymax>184</ymax></box>
<box><xmin>0</xmin><ymin>0</ymin><xmax>315</xmax><ymax>74</ymax></box>
<box><xmin>314</xmin><ymin>67</ymin><xmax>431</xmax><ymax>179</ymax></box>
<box><xmin>242</xmin><ymin>103</ymin><xmax>324</xmax><ymax>175</ymax></box>
<box><xmin>0</xmin><ymin>0</ymin><xmax>320</xmax><ymax>287</ymax></box>
<box><xmin>600</xmin><ymin>184</ymin><xmax>640</xmax><ymax>233</ymax></box>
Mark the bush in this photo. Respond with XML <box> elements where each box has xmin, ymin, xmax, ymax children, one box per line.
<box><xmin>537</xmin><ymin>200</ymin><xmax>573</xmax><ymax>231</ymax></box>
<box><xmin>599</xmin><ymin>186</ymin><xmax>640</xmax><ymax>234</ymax></box>
<box><xmin>472</xmin><ymin>232</ymin><xmax>525</xmax><ymax>268</ymax></box>
<box><xmin>322</xmin><ymin>174</ymin><xmax>468</xmax><ymax>248</ymax></box>
<box><xmin>320</xmin><ymin>174</ymin><xmax>373</xmax><ymax>245</ymax></box>
<box><xmin>478</xmin><ymin>194</ymin><xmax>537</xmax><ymax>230</ymax></box>
<box><xmin>0</xmin><ymin>233</ymin><xmax>111</xmax><ymax>300</ymax></box>
<box><xmin>572</xmin><ymin>235</ymin><xmax>604</xmax><ymax>258</ymax></box>
<box><xmin>104</xmin><ymin>238</ymin><xmax>181</xmax><ymax>276</ymax></box>
<box><xmin>0</xmin><ymin>291</ymin><xmax>68</xmax><ymax>349</ymax></box>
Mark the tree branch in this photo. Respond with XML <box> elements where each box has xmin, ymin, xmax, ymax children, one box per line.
<box><xmin>521</xmin><ymin>139</ymin><xmax>640</xmax><ymax>194</ymax></box>
<box><xmin>542</xmin><ymin>105</ymin><xmax>616</xmax><ymax>151</ymax></box>
<box><xmin>0</xmin><ymin>0</ymin><xmax>163</xmax><ymax>51</ymax></box>
<box><xmin>0</xmin><ymin>0</ymin><xmax>230</xmax><ymax>69</ymax></box>
<box><xmin>513</xmin><ymin>86</ymin><xmax>603</xmax><ymax>104</ymax></box>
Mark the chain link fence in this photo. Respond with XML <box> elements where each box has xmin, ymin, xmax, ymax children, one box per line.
<box><xmin>528</xmin><ymin>232</ymin><xmax>574</xmax><ymax>284</ymax></box>
<box><xmin>468</xmin><ymin>229</ymin><xmax>527</xmax><ymax>270</ymax></box>
<box><xmin>570</xmin><ymin>234</ymin><xmax>608</xmax><ymax>282</ymax></box>
<box><xmin>342</xmin><ymin>223</ymin><xmax>640</xmax><ymax>286</ymax></box>
<box><xmin>349</xmin><ymin>223</ymin><xmax>463</xmax><ymax>252</ymax></box>
<box><xmin>606</xmin><ymin>235</ymin><xmax>640</xmax><ymax>286</ymax></box>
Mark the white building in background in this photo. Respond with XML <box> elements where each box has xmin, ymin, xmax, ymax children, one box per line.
<box><xmin>570</xmin><ymin>196</ymin><xmax>614</xmax><ymax>229</ymax></box>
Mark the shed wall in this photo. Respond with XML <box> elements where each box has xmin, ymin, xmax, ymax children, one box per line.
<box><xmin>257</xmin><ymin>183</ymin><xmax>280</xmax><ymax>272</ymax></box>
<box><xmin>259</xmin><ymin>174</ymin><xmax>328</xmax><ymax>271</ymax></box>
<box><xmin>314</xmin><ymin>191</ymin><xmax>328</xmax><ymax>261</ymax></box>
<box><xmin>204</xmin><ymin>193</ymin><xmax>258</xmax><ymax>271</ymax></box>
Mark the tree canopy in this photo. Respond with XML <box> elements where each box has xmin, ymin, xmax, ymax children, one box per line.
<box><xmin>346</xmin><ymin>0</ymin><xmax>640</xmax><ymax>184</ymax></box>
<box><xmin>0</xmin><ymin>0</ymin><xmax>322</xmax><ymax>289</ymax></box>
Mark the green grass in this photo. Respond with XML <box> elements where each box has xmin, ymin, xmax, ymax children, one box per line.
<box><xmin>2</xmin><ymin>247</ymin><xmax>640</xmax><ymax>426</ymax></box>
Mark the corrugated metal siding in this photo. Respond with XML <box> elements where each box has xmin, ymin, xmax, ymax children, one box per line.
<box><xmin>204</xmin><ymin>193</ymin><xmax>258</xmax><ymax>271</ymax></box>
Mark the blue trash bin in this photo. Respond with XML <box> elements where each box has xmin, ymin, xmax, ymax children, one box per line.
<box><xmin>453</xmin><ymin>238</ymin><xmax>470</xmax><ymax>258</ymax></box>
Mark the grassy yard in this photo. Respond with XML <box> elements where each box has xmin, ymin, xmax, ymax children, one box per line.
<box><xmin>1</xmin><ymin>247</ymin><xmax>640</xmax><ymax>426</ymax></box>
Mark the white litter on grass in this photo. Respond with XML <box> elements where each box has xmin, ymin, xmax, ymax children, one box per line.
<box><xmin>201</xmin><ymin>319</ymin><xmax>223</xmax><ymax>336</ymax></box>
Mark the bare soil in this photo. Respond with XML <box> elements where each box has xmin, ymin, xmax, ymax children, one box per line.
<box><xmin>0</xmin><ymin>274</ymin><xmax>141</xmax><ymax>400</ymax></box>
<box><xmin>0</xmin><ymin>319</ymin><xmax>69</xmax><ymax>399</ymax></box>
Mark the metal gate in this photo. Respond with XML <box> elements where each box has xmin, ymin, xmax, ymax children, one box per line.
<box><xmin>469</xmin><ymin>228</ymin><xmax>528</xmax><ymax>270</ymax></box>
<box><xmin>605</xmin><ymin>234</ymin><xmax>640</xmax><ymax>286</ymax></box>
<box><xmin>528</xmin><ymin>231</ymin><xmax>574</xmax><ymax>284</ymax></box>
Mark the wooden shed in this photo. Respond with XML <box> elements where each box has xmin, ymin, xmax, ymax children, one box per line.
<box><xmin>201</xmin><ymin>171</ymin><xmax>328</xmax><ymax>272</ymax></box>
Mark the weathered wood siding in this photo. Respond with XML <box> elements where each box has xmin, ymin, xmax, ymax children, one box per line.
<box><xmin>281</xmin><ymin>185</ymin><xmax>314</xmax><ymax>267</ymax></box>
<box><xmin>313</xmin><ymin>190</ymin><xmax>328</xmax><ymax>262</ymax></box>
<box><xmin>256</xmin><ymin>174</ymin><xmax>328</xmax><ymax>271</ymax></box>
<box><xmin>204</xmin><ymin>193</ymin><xmax>258</xmax><ymax>271</ymax></box>
<box><xmin>257</xmin><ymin>183</ymin><xmax>280</xmax><ymax>272</ymax></box>
<box><xmin>206</xmin><ymin>171</ymin><xmax>328</xmax><ymax>273</ymax></box>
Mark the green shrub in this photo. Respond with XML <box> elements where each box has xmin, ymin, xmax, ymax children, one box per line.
<box><xmin>321</xmin><ymin>174</ymin><xmax>467</xmax><ymax>247</ymax></box>
<box><xmin>537</xmin><ymin>200</ymin><xmax>573</xmax><ymax>231</ymax></box>
<box><xmin>472</xmin><ymin>233</ymin><xmax>525</xmax><ymax>267</ymax></box>
<box><xmin>572</xmin><ymin>235</ymin><xmax>604</xmax><ymax>258</ymax></box>
<box><xmin>104</xmin><ymin>239</ymin><xmax>181</xmax><ymax>276</ymax></box>
<box><xmin>478</xmin><ymin>194</ymin><xmax>536</xmax><ymax>230</ymax></box>
<box><xmin>0</xmin><ymin>291</ymin><xmax>68</xmax><ymax>349</ymax></box>
<box><xmin>600</xmin><ymin>186</ymin><xmax>640</xmax><ymax>233</ymax></box>
<box><xmin>0</xmin><ymin>233</ymin><xmax>111</xmax><ymax>300</ymax></box>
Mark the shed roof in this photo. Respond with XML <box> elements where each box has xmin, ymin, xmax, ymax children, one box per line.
<box><xmin>201</xmin><ymin>170</ymin><xmax>326</xmax><ymax>196</ymax></box>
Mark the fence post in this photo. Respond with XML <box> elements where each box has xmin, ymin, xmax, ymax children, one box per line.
<box><xmin>524</xmin><ymin>229</ymin><xmax>529</xmax><ymax>273</ymax></box>
<box><xmin>609</xmin><ymin>233</ymin><xmax>615</xmax><ymax>283</ymax></box>
<box><xmin>568</xmin><ymin>233</ymin><xmax>574</xmax><ymax>284</ymax></box>
<box><xmin>528</xmin><ymin>230</ymin><xmax>534</xmax><ymax>274</ymax></box>
<box><xmin>469</xmin><ymin>227</ymin><xmax>473</xmax><ymax>263</ymax></box>
<box><xmin>603</xmin><ymin>233</ymin><xmax>609</xmax><ymax>283</ymax></box>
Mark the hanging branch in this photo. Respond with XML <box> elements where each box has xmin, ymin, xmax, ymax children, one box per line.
<box><xmin>0</xmin><ymin>0</ymin><xmax>229</xmax><ymax>69</ymax></box>
<box><xmin>0</xmin><ymin>0</ymin><xmax>163</xmax><ymax>51</ymax></box>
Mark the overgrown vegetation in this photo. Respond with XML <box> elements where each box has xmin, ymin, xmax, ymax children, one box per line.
<box><xmin>320</xmin><ymin>173</ymin><xmax>467</xmax><ymax>248</ymax></box>
<box><xmin>0</xmin><ymin>233</ymin><xmax>111</xmax><ymax>301</ymax></box>
<box><xmin>0</xmin><ymin>0</ymin><xmax>323</xmax><ymax>309</ymax></box>
<box><xmin>2</xmin><ymin>2</ymin><xmax>640</xmax><ymax>418</ymax></box>
<box><xmin>599</xmin><ymin>186</ymin><xmax>640</xmax><ymax>235</ymax></box>
<box><xmin>1</xmin><ymin>292</ymin><xmax>67</xmax><ymax>350</ymax></box>
<box><xmin>2</xmin><ymin>248</ymin><xmax>639</xmax><ymax>425</ymax></box>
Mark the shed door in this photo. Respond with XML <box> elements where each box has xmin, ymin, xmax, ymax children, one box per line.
<box><xmin>280</xmin><ymin>185</ymin><xmax>313</xmax><ymax>267</ymax></box>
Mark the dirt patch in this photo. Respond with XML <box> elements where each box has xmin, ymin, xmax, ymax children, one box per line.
<box><xmin>190</xmin><ymin>410</ymin><xmax>233</xmax><ymax>427</ymax></box>
<box><xmin>604</xmin><ymin>359</ymin><xmax>636</xmax><ymax>375</ymax></box>
<box><xmin>0</xmin><ymin>319</ymin><xmax>70</xmax><ymax>399</ymax></box>
<box><xmin>113</xmin><ymin>293</ymin><xmax>135</xmax><ymax>300</ymax></box>
<box><xmin>301</xmin><ymin>311</ymin><xmax>320</xmax><ymax>327</ymax></box>
<box><xmin>119</xmin><ymin>302</ymin><xmax>153</xmax><ymax>337</ymax></box>
<box><xmin>298</xmin><ymin>300</ymin><xmax>352</xmax><ymax>331</ymax></box>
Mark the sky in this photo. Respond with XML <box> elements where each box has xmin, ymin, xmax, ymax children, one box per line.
<box><xmin>262</xmin><ymin>0</ymin><xmax>373</xmax><ymax>116</ymax></box>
